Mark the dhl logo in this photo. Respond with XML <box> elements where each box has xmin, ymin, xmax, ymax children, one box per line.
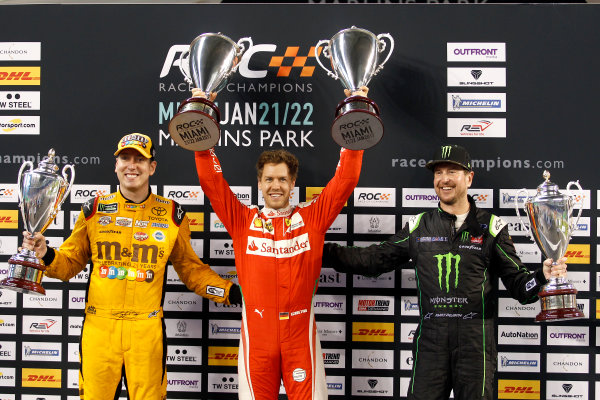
<box><xmin>596</xmin><ymin>299</ymin><xmax>600</xmax><ymax>319</ymax></box>
<box><xmin>22</xmin><ymin>368</ymin><xmax>61</xmax><ymax>388</ymax></box>
<box><xmin>187</xmin><ymin>212</ymin><xmax>204</xmax><ymax>232</ymax></box>
<box><xmin>0</xmin><ymin>67</ymin><xmax>41</xmax><ymax>85</ymax></box>
<box><xmin>0</xmin><ymin>210</ymin><xmax>18</xmax><ymax>228</ymax></box>
<box><xmin>207</xmin><ymin>346</ymin><xmax>238</xmax><ymax>366</ymax></box>
<box><xmin>498</xmin><ymin>379</ymin><xmax>540</xmax><ymax>399</ymax></box>
<box><xmin>564</xmin><ymin>244</ymin><xmax>590</xmax><ymax>264</ymax></box>
<box><xmin>306</xmin><ymin>187</ymin><xmax>347</xmax><ymax>206</ymax></box>
<box><xmin>352</xmin><ymin>322</ymin><xmax>394</xmax><ymax>342</ymax></box>
<box><xmin>268</xmin><ymin>46</ymin><xmax>322</xmax><ymax>77</ymax></box>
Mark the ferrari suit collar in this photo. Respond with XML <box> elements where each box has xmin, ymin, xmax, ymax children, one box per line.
<box><xmin>260</xmin><ymin>204</ymin><xmax>294</xmax><ymax>218</ymax></box>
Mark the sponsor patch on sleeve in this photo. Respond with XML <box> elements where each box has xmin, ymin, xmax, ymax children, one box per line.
<box><xmin>525</xmin><ymin>277</ymin><xmax>537</xmax><ymax>292</ymax></box>
<box><xmin>489</xmin><ymin>214</ymin><xmax>507</xmax><ymax>237</ymax></box>
<box><xmin>206</xmin><ymin>286</ymin><xmax>225</xmax><ymax>298</ymax></box>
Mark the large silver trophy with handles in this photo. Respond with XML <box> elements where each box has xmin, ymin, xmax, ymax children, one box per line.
<box><xmin>315</xmin><ymin>26</ymin><xmax>394</xmax><ymax>150</ymax></box>
<box><xmin>169</xmin><ymin>33</ymin><xmax>252</xmax><ymax>151</ymax></box>
<box><xmin>0</xmin><ymin>150</ymin><xmax>74</xmax><ymax>295</ymax></box>
<box><xmin>514</xmin><ymin>171</ymin><xmax>584</xmax><ymax>322</ymax></box>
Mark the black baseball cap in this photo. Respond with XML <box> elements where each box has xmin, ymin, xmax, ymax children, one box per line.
<box><xmin>425</xmin><ymin>144</ymin><xmax>472</xmax><ymax>171</ymax></box>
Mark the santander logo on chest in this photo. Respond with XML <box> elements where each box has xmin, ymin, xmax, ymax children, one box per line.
<box><xmin>247</xmin><ymin>233</ymin><xmax>311</xmax><ymax>258</ymax></box>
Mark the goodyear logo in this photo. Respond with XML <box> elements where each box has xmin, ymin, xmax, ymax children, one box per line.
<box><xmin>207</xmin><ymin>346</ymin><xmax>238</xmax><ymax>366</ymax></box>
<box><xmin>306</xmin><ymin>187</ymin><xmax>347</xmax><ymax>207</ymax></box>
<box><xmin>498</xmin><ymin>379</ymin><xmax>540</xmax><ymax>399</ymax></box>
<box><xmin>352</xmin><ymin>322</ymin><xmax>394</xmax><ymax>342</ymax></box>
<box><xmin>0</xmin><ymin>67</ymin><xmax>40</xmax><ymax>85</ymax></box>
<box><xmin>0</xmin><ymin>210</ymin><xmax>18</xmax><ymax>228</ymax></box>
<box><xmin>564</xmin><ymin>244</ymin><xmax>590</xmax><ymax>264</ymax></box>
<box><xmin>188</xmin><ymin>212</ymin><xmax>204</xmax><ymax>232</ymax></box>
<box><xmin>22</xmin><ymin>368</ymin><xmax>61</xmax><ymax>388</ymax></box>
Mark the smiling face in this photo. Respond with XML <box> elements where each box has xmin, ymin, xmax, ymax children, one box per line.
<box><xmin>433</xmin><ymin>162</ymin><xmax>473</xmax><ymax>212</ymax></box>
<box><xmin>258</xmin><ymin>162</ymin><xmax>295</xmax><ymax>210</ymax></box>
<box><xmin>115</xmin><ymin>148</ymin><xmax>156</xmax><ymax>200</ymax></box>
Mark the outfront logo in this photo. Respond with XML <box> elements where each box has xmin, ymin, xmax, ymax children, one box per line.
<box><xmin>447</xmin><ymin>42</ymin><xmax>506</xmax><ymax>62</ymax></box>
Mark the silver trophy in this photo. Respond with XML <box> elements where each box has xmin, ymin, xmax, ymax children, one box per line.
<box><xmin>315</xmin><ymin>26</ymin><xmax>394</xmax><ymax>150</ymax></box>
<box><xmin>169</xmin><ymin>32</ymin><xmax>252</xmax><ymax>151</ymax></box>
<box><xmin>514</xmin><ymin>171</ymin><xmax>584</xmax><ymax>322</ymax></box>
<box><xmin>0</xmin><ymin>150</ymin><xmax>74</xmax><ymax>295</ymax></box>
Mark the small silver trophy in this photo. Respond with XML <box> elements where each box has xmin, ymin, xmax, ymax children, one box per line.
<box><xmin>315</xmin><ymin>26</ymin><xmax>394</xmax><ymax>150</ymax></box>
<box><xmin>514</xmin><ymin>171</ymin><xmax>584</xmax><ymax>322</ymax></box>
<box><xmin>169</xmin><ymin>32</ymin><xmax>252</xmax><ymax>151</ymax></box>
<box><xmin>0</xmin><ymin>150</ymin><xmax>74</xmax><ymax>295</ymax></box>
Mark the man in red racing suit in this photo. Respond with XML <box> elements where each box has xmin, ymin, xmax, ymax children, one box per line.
<box><xmin>195</xmin><ymin>145</ymin><xmax>362</xmax><ymax>399</ymax></box>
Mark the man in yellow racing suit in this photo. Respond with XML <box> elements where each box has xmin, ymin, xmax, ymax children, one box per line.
<box><xmin>23</xmin><ymin>133</ymin><xmax>241</xmax><ymax>400</ymax></box>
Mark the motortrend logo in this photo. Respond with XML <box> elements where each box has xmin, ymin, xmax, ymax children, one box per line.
<box><xmin>246</xmin><ymin>233</ymin><xmax>311</xmax><ymax>258</ymax></box>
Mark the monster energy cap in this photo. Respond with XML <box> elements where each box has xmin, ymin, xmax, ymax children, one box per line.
<box><xmin>425</xmin><ymin>144</ymin><xmax>472</xmax><ymax>171</ymax></box>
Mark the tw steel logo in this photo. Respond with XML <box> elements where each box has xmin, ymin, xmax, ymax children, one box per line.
<box><xmin>160</xmin><ymin>44</ymin><xmax>322</xmax><ymax>79</ymax></box>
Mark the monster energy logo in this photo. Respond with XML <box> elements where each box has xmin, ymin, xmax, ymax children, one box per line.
<box><xmin>460</xmin><ymin>231</ymin><xmax>469</xmax><ymax>242</ymax></box>
<box><xmin>441</xmin><ymin>146</ymin><xmax>452</xmax><ymax>159</ymax></box>
<box><xmin>434</xmin><ymin>252</ymin><xmax>460</xmax><ymax>292</ymax></box>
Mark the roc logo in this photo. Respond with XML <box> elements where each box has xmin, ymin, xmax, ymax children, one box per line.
<box><xmin>498</xmin><ymin>379</ymin><xmax>540</xmax><ymax>399</ymax></box>
<box><xmin>352</xmin><ymin>322</ymin><xmax>394</xmax><ymax>342</ymax></box>
<box><xmin>564</xmin><ymin>244</ymin><xmax>590</xmax><ymax>264</ymax></box>
<box><xmin>188</xmin><ymin>212</ymin><xmax>204</xmax><ymax>232</ymax></box>
<box><xmin>0</xmin><ymin>67</ymin><xmax>41</xmax><ymax>85</ymax></box>
<box><xmin>268</xmin><ymin>46</ymin><xmax>322</xmax><ymax>77</ymax></box>
<box><xmin>22</xmin><ymin>368</ymin><xmax>61</xmax><ymax>388</ymax></box>
<box><xmin>207</xmin><ymin>346</ymin><xmax>238</xmax><ymax>366</ymax></box>
<box><xmin>0</xmin><ymin>210</ymin><xmax>18</xmax><ymax>228</ymax></box>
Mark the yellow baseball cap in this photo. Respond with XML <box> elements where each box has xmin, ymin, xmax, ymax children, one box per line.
<box><xmin>114</xmin><ymin>133</ymin><xmax>156</xmax><ymax>159</ymax></box>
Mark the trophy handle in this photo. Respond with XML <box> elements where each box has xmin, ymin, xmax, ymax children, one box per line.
<box><xmin>59</xmin><ymin>164</ymin><xmax>76</xmax><ymax>211</ymax></box>
<box><xmin>315</xmin><ymin>40</ymin><xmax>338</xmax><ymax>79</ymax></box>
<box><xmin>514</xmin><ymin>188</ymin><xmax>534</xmax><ymax>242</ymax></box>
<box><xmin>178</xmin><ymin>49</ymin><xmax>192</xmax><ymax>85</ymax></box>
<box><xmin>566</xmin><ymin>180</ymin><xmax>583</xmax><ymax>235</ymax></box>
<box><xmin>17</xmin><ymin>161</ymin><xmax>34</xmax><ymax>234</ymax></box>
<box><xmin>231</xmin><ymin>37</ymin><xmax>253</xmax><ymax>73</ymax></box>
<box><xmin>374</xmin><ymin>33</ymin><xmax>394</xmax><ymax>76</ymax></box>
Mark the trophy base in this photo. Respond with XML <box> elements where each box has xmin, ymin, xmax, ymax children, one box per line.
<box><xmin>0</xmin><ymin>277</ymin><xmax>45</xmax><ymax>296</ymax></box>
<box><xmin>169</xmin><ymin>97</ymin><xmax>221</xmax><ymax>151</ymax></box>
<box><xmin>0</xmin><ymin>251</ymin><xmax>47</xmax><ymax>295</ymax></box>
<box><xmin>535</xmin><ymin>307</ymin><xmax>584</xmax><ymax>323</ymax></box>
<box><xmin>331</xmin><ymin>96</ymin><xmax>383</xmax><ymax>150</ymax></box>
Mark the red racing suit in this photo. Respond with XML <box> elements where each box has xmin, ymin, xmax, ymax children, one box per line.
<box><xmin>195</xmin><ymin>148</ymin><xmax>362</xmax><ymax>400</ymax></box>
<box><xmin>42</xmin><ymin>191</ymin><xmax>235</xmax><ymax>400</ymax></box>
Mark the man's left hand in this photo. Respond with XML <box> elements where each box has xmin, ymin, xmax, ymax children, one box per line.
<box><xmin>542</xmin><ymin>257</ymin><xmax>568</xmax><ymax>280</ymax></box>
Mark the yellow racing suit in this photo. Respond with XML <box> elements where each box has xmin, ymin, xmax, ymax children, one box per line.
<box><xmin>43</xmin><ymin>191</ymin><xmax>234</xmax><ymax>400</ymax></box>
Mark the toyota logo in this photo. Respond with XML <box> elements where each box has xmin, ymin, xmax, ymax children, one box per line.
<box><xmin>152</xmin><ymin>207</ymin><xmax>167</xmax><ymax>216</ymax></box>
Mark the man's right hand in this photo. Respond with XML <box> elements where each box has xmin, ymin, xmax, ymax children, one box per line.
<box><xmin>191</xmin><ymin>88</ymin><xmax>217</xmax><ymax>102</ymax></box>
<box><xmin>21</xmin><ymin>231</ymin><xmax>48</xmax><ymax>258</ymax></box>
<box><xmin>344</xmin><ymin>86</ymin><xmax>369</xmax><ymax>98</ymax></box>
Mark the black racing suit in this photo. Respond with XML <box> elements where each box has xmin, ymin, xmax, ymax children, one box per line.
<box><xmin>323</xmin><ymin>196</ymin><xmax>547</xmax><ymax>400</ymax></box>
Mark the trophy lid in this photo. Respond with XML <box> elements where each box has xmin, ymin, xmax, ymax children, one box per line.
<box><xmin>536</xmin><ymin>170</ymin><xmax>560</xmax><ymax>196</ymax></box>
<box><xmin>35</xmin><ymin>149</ymin><xmax>60</xmax><ymax>174</ymax></box>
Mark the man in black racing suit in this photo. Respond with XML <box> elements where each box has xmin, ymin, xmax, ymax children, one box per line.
<box><xmin>323</xmin><ymin>144</ymin><xmax>568</xmax><ymax>400</ymax></box>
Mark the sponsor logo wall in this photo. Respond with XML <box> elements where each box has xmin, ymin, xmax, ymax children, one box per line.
<box><xmin>0</xmin><ymin>4</ymin><xmax>598</xmax><ymax>400</ymax></box>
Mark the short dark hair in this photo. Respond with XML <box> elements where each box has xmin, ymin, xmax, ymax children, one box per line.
<box><xmin>256</xmin><ymin>149</ymin><xmax>299</xmax><ymax>181</ymax></box>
